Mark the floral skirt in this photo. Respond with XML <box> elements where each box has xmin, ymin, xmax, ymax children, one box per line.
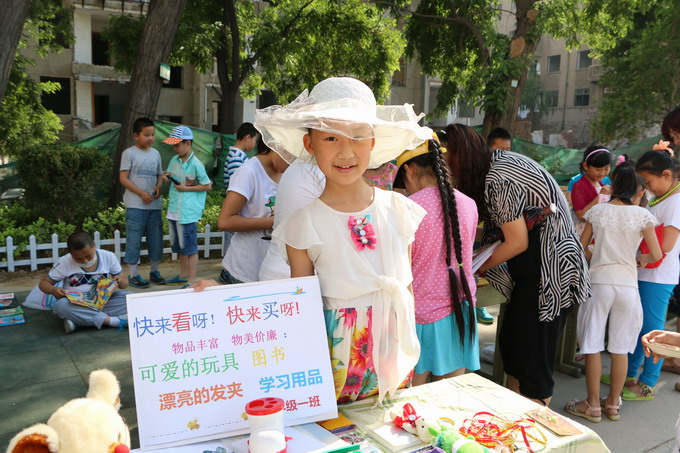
<box><xmin>324</xmin><ymin>306</ymin><xmax>411</xmax><ymax>404</ymax></box>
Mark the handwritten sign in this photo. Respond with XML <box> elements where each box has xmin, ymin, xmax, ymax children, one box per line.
<box><xmin>127</xmin><ymin>276</ymin><xmax>337</xmax><ymax>450</ymax></box>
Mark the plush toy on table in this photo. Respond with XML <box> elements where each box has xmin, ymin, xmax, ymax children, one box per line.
<box><xmin>390</xmin><ymin>403</ymin><xmax>443</xmax><ymax>443</ymax></box>
<box><xmin>6</xmin><ymin>369</ymin><xmax>130</xmax><ymax>453</ymax></box>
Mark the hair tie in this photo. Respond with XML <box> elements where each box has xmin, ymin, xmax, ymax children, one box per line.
<box><xmin>616</xmin><ymin>155</ymin><xmax>626</xmax><ymax>166</ymax></box>
<box><xmin>446</xmin><ymin>264</ymin><xmax>464</xmax><ymax>270</ymax></box>
<box><xmin>585</xmin><ymin>148</ymin><xmax>609</xmax><ymax>162</ymax></box>
<box><xmin>653</xmin><ymin>140</ymin><xmax>671</xmax><ymax>152</ymax></box>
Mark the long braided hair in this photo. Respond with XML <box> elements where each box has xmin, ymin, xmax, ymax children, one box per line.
<box><xmin>398</xmin><ymin>139</ymin><xmax>476</xmax><ymax>344</ymax></box>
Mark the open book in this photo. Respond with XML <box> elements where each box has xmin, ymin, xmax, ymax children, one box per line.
<box><xmin>65</xmin><ymin>278</ymin><xmax>118</xmax><ymax>311</ymax></box>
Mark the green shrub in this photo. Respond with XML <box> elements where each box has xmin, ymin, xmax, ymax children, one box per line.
<box><xmin>198</xmin><ymin>190</ymin><xmax>224</xmax><ymax>232</ymax></box>
<box><xmin>14</xmin><ymin>142</ymin><xmax>112</xmax><ymax>225</ymax></box>
<box><xmin>0</xmin><ymin>189</ymin><xmax>228</xmax><ymax>263</ymax></box>
<box><xmin>82</xmin><ymin>203</ymin><xmax>127</xmax><ymax>237</ymax></box>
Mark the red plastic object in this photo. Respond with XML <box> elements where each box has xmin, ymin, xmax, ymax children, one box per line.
<box><xmin>113</xmin><ymin>444</ymin><xmax>130</xmax><ymax>453</ymax></box>
<box><xmin>245</xmin><ymin>397</ymin><xmax>284</xmax><ymax>416</ymax></box>
<box><xmin>640</xmin><ymin>223</ymin><xmax>666</xmax><ymax>268</ymax></box>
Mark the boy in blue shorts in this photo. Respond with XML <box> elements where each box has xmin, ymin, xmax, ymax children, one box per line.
<box><xmin>162</xmin><ymin>125</ymin><xmax>212</xmax><ymax>287</ymax></box>
<box><xmin>119</xmin><ymin>117</ymin><xmax>165</xmax><ymax>288</ymax></box>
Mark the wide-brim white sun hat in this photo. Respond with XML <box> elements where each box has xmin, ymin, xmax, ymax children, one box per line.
<box><xmin>254</xmin><ymin>77</ymin><xmax>432</xmax><ymax>169</ymax></box>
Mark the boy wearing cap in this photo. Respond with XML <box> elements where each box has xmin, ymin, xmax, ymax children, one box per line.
<box><xmin>162</xmin><ymin>125</ymin><xmax>212</xmax><ymax>286</ymax></box>
<box><xmin>119</xmin><ymin>117</ymin><xmax>166</xmax><ymax>288</ymax></box>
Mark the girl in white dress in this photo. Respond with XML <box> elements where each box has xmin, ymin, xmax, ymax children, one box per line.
<box><xmin>256</xmin><ymin>77</ymin><xmax>432</xmax><ymax>403</ymax></box>
<box><xmin>566</xmin><ymin>165</ymin><xmax>661</xmax><ymax>423</ymax></box>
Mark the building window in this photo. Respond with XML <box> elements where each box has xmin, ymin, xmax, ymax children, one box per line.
<box><xmin>574</xmin><ymin>88</ymin><xmax>590</xmax><ymax>107</ymax></box>
<box><xmin>577</xmin><ymin>50</ymin><xmax>592</xmax><ymax>69</ymax></box>
<box><xmin>158</xmin><ymin>115</ymin><xmax>183</xmax><ymax>124</ymax></box>
<box><xmin>92</xmin><ymin>33</ymin><xmax>110</xmax><ymax>66</ymax></box>
<box><xmin>546</xmin><ymin>90</ymin><xmax>559</xmax><ymax>108</ymax></box>
<box><xmin>40</xmin><ymin>76</ymin><xmax>71</xmax><ymax>115</ymax></box>
<box><xmin>392</xmin><ymin>58</ymin><xmax>406</xmax><ymax>86</ymax></box>
<box><xmin>94</xmin><ymin>95</ymin><xmax>109</xmax><ymax>124</ymax></box>
<box><xmin>458</xmin><ymin>100</ymin><xmax>475</xmax><ymax>118</ymax></box>
<box><xmin>39</xmin><ymin>10</ymin><xmax>70</xmax><ymax>49</ymax></box>
<box><xmin>258</xmin><ymin>90</ymin><xmax>277</xmax><ymax>109</ymax></box>
<box><xmin>163</xmin><ymin>67</ymin><xmax>183</xmax><ymax>89</ymax></box>
<box><xmin>547</xmin><ymin>55</ymin><xmax>561</xmax><ymax>73</ymax></box>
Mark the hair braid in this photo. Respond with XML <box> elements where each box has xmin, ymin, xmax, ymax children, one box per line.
<box><xmin>430</xmin><ymin>141</ymin><xmax>476</xmax><ymax>344</ymax></box>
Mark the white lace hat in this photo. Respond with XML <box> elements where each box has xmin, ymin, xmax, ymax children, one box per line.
<box><xmin>254</xmin><ymin>77</ymin><xmax>432</xmax><ymax>168</ymax></box>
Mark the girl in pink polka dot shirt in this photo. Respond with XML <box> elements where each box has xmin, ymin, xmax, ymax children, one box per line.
<box><xmin>394</xmin><ymin>137</ymin><xmax>480</xmax><ymax>386</ymax></box>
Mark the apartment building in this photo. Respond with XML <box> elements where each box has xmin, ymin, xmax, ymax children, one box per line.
<box><xmin>24</xmin><ymin>1</ymin><xmax>602</xmax><ymax>146</ymax></box>
<box><xmin>534</xmin><ymin>37</ymin><xmax>602</xmax><ymax>147</ymax></box>
<box><xmin>23</xmin><ymin>0</ymin><xmax>243</xmax><ymax>142</ymax></box>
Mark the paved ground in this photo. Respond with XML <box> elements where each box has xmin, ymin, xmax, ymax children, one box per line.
<box><xmin>1</xmin><ymin>259</ymin><xmax>679</xmax><ymax>451</ymax></box>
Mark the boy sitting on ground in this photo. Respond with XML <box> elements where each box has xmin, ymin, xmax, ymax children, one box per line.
<box><xmin>39</xmin><ymin>231</ymin><xmax>129</xmax><ymax>334</ymax></box>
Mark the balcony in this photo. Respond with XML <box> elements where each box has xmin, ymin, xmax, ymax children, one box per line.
<box><xmin>72</xmin><ymin>61</ymin><xmax>130</xmax><ymax>83</ymax></box>
<box><xmin>74</xmin><ymin>0</ymin><xmax>149</xmax><ymax>14</ymax></box>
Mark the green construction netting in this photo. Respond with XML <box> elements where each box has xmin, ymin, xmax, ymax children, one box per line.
<box><xmin>510</xmin><ymin>134</ymin><xmax>663</xmax><ymax>186</ymax></box>
<box><xmin>0</xmin><ymin>126</ymin><xmax>667</xmax><ymax>195</ymax></box>
<box><xmin>75</xmin><ymin>120</ymin><xmax>236</xmax><ymax>191</ymax></box>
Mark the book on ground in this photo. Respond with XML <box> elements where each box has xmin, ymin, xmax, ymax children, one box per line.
<box><xmin>0</xmin><ymin>314</ymin><xmax>25</xmax><ymax>326</ymax></box>
<box><xmin>0</xmin><ymin>306</ymin><xmax>24</xmax><ymax>317</ymax></box>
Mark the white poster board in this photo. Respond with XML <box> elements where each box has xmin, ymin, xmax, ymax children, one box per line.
<box><xmin>127</xmin><ymin>276</ymin><xmax>337</xmax><ymax>450</ymax></box>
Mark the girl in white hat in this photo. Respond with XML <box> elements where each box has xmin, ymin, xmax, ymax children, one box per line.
<box><xmin>257</xmin><ymin>77</ymin><xmax>432</xmax><ymax>403</ymax></box>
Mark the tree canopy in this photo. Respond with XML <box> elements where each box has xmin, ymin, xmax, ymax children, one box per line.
<box><xmin>105</xmin><ymin>0</ymin><xmax>404</xmax><ymax>132</ymax></box>
<box><xmin>384</xmin><ymin>0</ymin><xmax>661</xmax><ymax>137</ymax></box>
<box><xmin>587</xmin><ymin>1</ymin><xmax>680</xmax><ymax>140</ymax></box>
<box><xmin>0</xmin><ymin>0</ymin><xmax>71</xmax><ymax>156</ymax></box>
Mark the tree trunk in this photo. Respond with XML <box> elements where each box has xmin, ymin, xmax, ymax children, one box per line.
<box><xmin>215</xmin><ymin>45</ymin><xmax>241</xmax><ymax>134</ymax></box>
<box><xmin>482</xmin><ymin>1</ymin><xmax>540</xmax><ymax>139</ymax></box>
<box><xmin>109</xmin><ymin>0</ymin><xmax>187</xmax><ymax>206</ymax></box>
<box><xmin>0</xmin><ymin>0</ymin><xmax>32</xmax><ymax>103</ymax></box>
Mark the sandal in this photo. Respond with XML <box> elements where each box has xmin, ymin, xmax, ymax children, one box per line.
<box><xmin>600</xmin><ymin>374</ymin><xmax>636</xmax><ymax>386</ymax></box>
<box><xmin>600</xmin><ymin>397</ymin><xmax>621</xmax><ymax>421</ymax></box>
<box><xmin>565</xmin><ymin>399</ymin><xmax>601</xmax><ymax>423</ymax></box>
<box><xmin>621</xmin><ymin>382</ymin><xmax>655</xmax><ymax>401</ymax></box>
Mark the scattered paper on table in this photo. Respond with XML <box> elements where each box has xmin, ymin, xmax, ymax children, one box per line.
<box><xmin>526</xmin><ymin>407</ymin><xmax>581</xmax><ymax>436</ymax></box>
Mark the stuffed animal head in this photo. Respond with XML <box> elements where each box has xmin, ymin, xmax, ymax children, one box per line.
<box><xmin>6</xmin><ymin>369</ymin><xmax>131</xmax><ymax>453</ymax></box>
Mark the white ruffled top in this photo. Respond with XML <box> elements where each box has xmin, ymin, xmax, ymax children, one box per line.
<box><xmin>273</xmin><ymin>188</ymin><xmax>425</xmax><ymax>403</ymax></box>
<box><xmin>584</xmin><ymin>203</ymin><xmax>657</xmax><ymax>288</ymax></box>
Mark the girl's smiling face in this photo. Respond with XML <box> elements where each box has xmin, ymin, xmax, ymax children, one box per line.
<box><xmin>583</xmin><ymin>163</ymin><xmax>610</xmax><ymax>183</ymax></box>
<box><xmin>638</xmin><ymin>169</ymin><xmax>675</xmax><ymax>197</ymax></box>
<box><xmin>303</xmin><ymin>124</ymin><xmax>374</xmax><ymax>186</ymax></box>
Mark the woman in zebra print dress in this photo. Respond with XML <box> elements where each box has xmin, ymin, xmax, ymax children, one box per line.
<box><xmin>444</xmin><ymin>124</ymin><xmax>591</xmax><ymax>406</ymax></box>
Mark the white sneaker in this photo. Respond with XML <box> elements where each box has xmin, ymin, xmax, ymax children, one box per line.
<box><xmin>63</xmin><ymin>319</ymin><xmax>77</xmax><ymax>334</ymax></box>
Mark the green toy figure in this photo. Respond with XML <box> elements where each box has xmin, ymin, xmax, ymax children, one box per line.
<box><xmin>428</xmin><ymin>425</ymin><xmax>499</xmax><ymax>453</ymax></box>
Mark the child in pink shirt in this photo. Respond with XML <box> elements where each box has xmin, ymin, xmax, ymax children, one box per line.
<box><xmin>394</xmin><ymin>137</ymin><xmax>479</xmax><ymax>385</ymax></box>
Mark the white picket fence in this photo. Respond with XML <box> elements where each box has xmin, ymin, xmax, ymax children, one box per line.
<box><xmin>0</xmin><ymin>224</ymin><xmax>226</xmax><ymax>272</ymax></box>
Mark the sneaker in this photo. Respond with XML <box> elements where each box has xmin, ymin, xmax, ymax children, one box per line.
<box><xmin>63</xmin><ymin>319</ymin><xmax>78</xmax><ymax>334</ymax></box>
<box><xmin>166</xmin><ymin>275</ymin><xmax>188</xmax><ymax>286</ymax></box>
<box><xmin>621</xmin><ymin>382</ymin><xmax>656</xmax><ymax>401</ymax></box>
<box><xmin>180</xmin><ymin>283</ymin><xmax>192</xmax><ymax>289</ymax></box>
<box><xmin>475</xmin><ymin>307</ymin><xmax>494</xmax><ymax>325</ymax></box>
<box><xmin>219</xmin><ymin>269</ymin><xmax>231</xmax><ymax>285</ymax></box>
<box><xmin>128</xmin><ymin>274</ymin><xmax>150</xmax><ymax>288</ymax></box>
<box><xmin>117</xmin><ymin>315</ymin><xmax>129</xmax><ymax>331</ymax></box>
<box><xmin>149</xmin><ymin>271</ymin><xmax>166</xmax><ymax>285</ymax></box>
